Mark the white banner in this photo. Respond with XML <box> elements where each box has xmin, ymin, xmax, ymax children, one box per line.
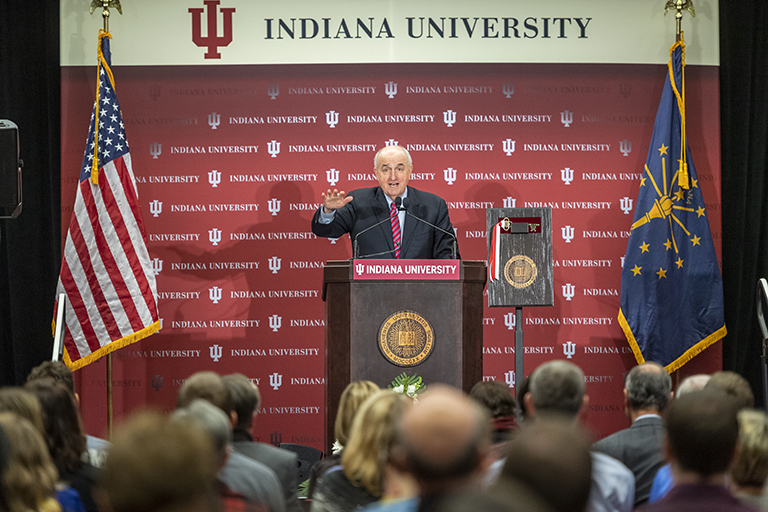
<box><xmin>61</xmin><ymin>0</ymin><xmax>719</xmax><ymax>66</ymax></box>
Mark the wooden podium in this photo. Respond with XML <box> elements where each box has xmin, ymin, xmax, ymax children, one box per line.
<box><xmin>322</xmin><ymin>259</ymin><xmax>486</xmax><ymax>454</ymax></box>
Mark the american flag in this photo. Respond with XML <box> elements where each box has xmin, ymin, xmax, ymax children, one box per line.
<box><xmin>57</xmin><ymin>30</ymin><xmax>160</xmax><ymax>370</ymax></box>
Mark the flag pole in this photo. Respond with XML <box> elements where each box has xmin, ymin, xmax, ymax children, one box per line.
<box><xmin>90</xmin><ymin>0</ymin><xmax>123</xmax><ymax>438</ymax></box>
<box><xmin>663</xmin><ymin>0</ymin><xmax>696</xmax><ymax>42</ymax></box>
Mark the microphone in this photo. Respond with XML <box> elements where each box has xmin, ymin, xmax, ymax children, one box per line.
<box><xmin>402</xmin><ymin>197</ymin><xmax>458</xmax><ymax>260</ymax></box>
<box><xmin>353</xmin><ymin>197</ymin><xmax>402</xmax><ymax>259</ymax></box>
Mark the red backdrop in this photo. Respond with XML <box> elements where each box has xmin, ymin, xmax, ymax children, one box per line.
<box><xmin>61</xmin><ymin>62</ymin><xmax>722</xmax><ymax>447</ymax></box>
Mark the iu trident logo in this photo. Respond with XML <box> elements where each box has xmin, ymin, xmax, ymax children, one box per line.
<box><xmin>326</xmin><ymin>169</ymin><xmax>339</xmax><ymax>186</ymax></box>
<box><xmin>503</xmin><ymin>312</ymin><xmax>515</xmax><ymax>330</ymax></box>
<box><xmin>385</xmin><ymin>81</ymin><xmax>397</xmax><ymax>98</ymax></box>
<box><xmin>620</xmin><ymin>139</ymin><xmax>632</xmax><ymax>157</ymax></box>
<box><xmin>560</xmin><ymin>167</ymin><xmax>574</xmax><ymax>185</ymax></box>
<box><xmin>149</xmin><ymin>200</ymin><xmax>163</xmax><ymax>218</ymax></box>
<box><xmin>208</xmin><ymin>170</ymin><xmax>221</xmax><ymax>187</ymax></box>
<box><xmin>149</xmin><ymin>142</ymin><xmax>162</xmax><ymax>159</ymax></box>
<box><xmin>443</xmin><ymin>110</ymin><xmax>457</xmax><ymax>127</ymax></box>
<box><xmin>210</xmin><ymin>344</ymin><xmax>223</xmax><ymax>362</ymax></box>
<box><xmin>561</xmin><ymin>110</ymin><xmax>573</xmax><ymax>127</ymax></box>
<box><xmin>189</xmin><ymin>1</ymin><xmax>236</xmax><ymax>59</ymax></box>
<box><xmin>562</xmin><ymin>283</ymin><xmax>575</xmax><ymax>301</ymax></box>
<box><xmin>502</xmin><ymin>139</ymin><xmax>516</xmax><ymax>156</ymax></box>
<box><xmin>269</xmin><ymin>314</ymin><xmax>282</xmax><ymax>332</ymax></box>
<box><xmin>269</xmin><ymin>373</ymin><xmax>283</xmax><ymax>390</ymax></box>
<box><xmin>268</xmin><ymin>199</ymin><xmax>281</xmax><ymax>216</ymax></box>
<box><xmin>620</xmin><ymin>197</ymin><xmax>634</xmax><ymax>215</ymax></box>
<box><xmin>561</xmin><ymin>225</ymin><xmax>574</xmax><ymax>243</ymax></box>
<box><xmin>268</xmin><ymin>257</ymin><xmax>281</xmax><ymax>274</ymax></box>
<box><xmin>563</xmin><ymin>341</ymin><xmax>576</xmax><ymax>359</ymax></box>
<box><xmin>443</xmin><ymin>168</ymin><xmax>457</xmax><ymax>185</ymax></box>
<box><xmin>209</xmin><ymin>228</ymin><xmax>222</xmax><ymax>246</ymax></box>
<box><xmin>267</xmin><ymin>140</ymin><xmax>281</xmax><ymax>158</ymax></box>
<box><xmin>152</xmin><ymin>258</ymin><xmax>163</xmax><ymax>276</ymax></box>
<box><xmin>504</xmin><ymin>370</ymin><xmax>515</xmax><ymax>388</ymax></box>
<box><xmin>209</xmin><ymin>286</ymin><xmax>222</xmax><ymax>304</ymax></box>
<box><xmin>326</xmin><ymin>110</ymin><xmax>339</xmax><ymax>128</ymax></box>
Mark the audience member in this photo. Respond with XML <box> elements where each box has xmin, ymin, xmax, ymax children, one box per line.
<box><xmin>25</xmin><ymin>379</ymin><xmax>99</xmax><ymax>512</ymax></box>
<box><xmin>223</xmin><ymin>373</ymin><xmax>300</xmax><ymax>512</ymax></box>
<box><xmin>516</xmin><ymin>376</ymin><xmax>531</xmax><ymax>421</ymax></box>
<box><xmin>730</xmin><ymin>409</ymin><xmax>768</xmax><ymax>511</ymax></box>
<box><xmin>647</xmin><ymin>373</ymin><xmax>712</xmax><ymax>503</ymax></box>
<box><xmin>99</xmin><ymin>410</ymin><xmax>219</xmax><ymax>512</ymax></box>
<box><xmin>0</xmin><ymin>387</ymin><xmax>85</xmax><ymax>512</ymax></box>
<box><xmin>27</xmin><ymin>361</ymin><xmax>109</xmax><ymax>468</ymax></box>
<box><xmin>172</xmin><ymin>399</ymin><xmax>268</xmax><ymax>511</ymax></box>
<box><xmin>381</xmin><ymin>385</ymin><xmax>492</xmax><ymax>512</ymax></box>
<box><xmin>705</xmin><ymin>371</ymin><xmax>755</xmax><ymax>410</ymax></box>
<box><xmin>0</xmin><ymin>412</ymin><xmax>61</xmax><ymax>512</ymax></box>
<box><xmin>177</xmin><ymin>371</ymin><xmax>285</xmax><ymax>512</ymax></box>
<box><xmin>592</xmin><ymin>362</ymin><xmax>671</xmax><ymax>507</ymax></box>
<box><xmin>469</xmin><ymin>380</ymin><xmax>517</xmax><ymax>458</ymax></box>
<box><xmin>500</xmin><ymin>417</ymin><xmax>592</xmax><ymax>512</ymax></box>
<box><xmin>312</xmin><ymin>389</ymin><xmax>412</xmax><ymax>512</ymax></box>
<box><xmin>642</xmin><ymin>390</ymin><xmax>754</xmax><ymax>512</ymax></box>
<box><xmin>308</xmin><ymin>380</ymin><xmax>380</xmax><ymax>498</ymax></box>
<box><xmin>521</xmin><ymin>360</ymin><xmax>634</xmax><ymax>512</ymax></box>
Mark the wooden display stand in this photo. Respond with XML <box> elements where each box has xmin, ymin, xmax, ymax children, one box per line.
<box><xmin>321</xmin><ymin>259</ymin><xmax>486</xmax><ymax>455</ymax></box>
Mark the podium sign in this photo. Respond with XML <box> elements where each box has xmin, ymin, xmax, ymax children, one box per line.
<box><xmin>353</xmin><ymin>259</ymin><xmax>461</xmax><ymax>280</ymax></box>
<box><xmin>487</xmin><ymin>208</ymin><xmax>553</xmax><ymax>308</ymax></box>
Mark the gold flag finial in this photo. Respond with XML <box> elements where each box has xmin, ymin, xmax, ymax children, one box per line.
<box><xmin>664</xmin><ymin>0</ymin><xmax>695</xmax><ymax>42</ymax></box>
<box><xmin>90</xmin><ymin>0</ymin><xmax>123</xmax><ymax>32</ymax></box>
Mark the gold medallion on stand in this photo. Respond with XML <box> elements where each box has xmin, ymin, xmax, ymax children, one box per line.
<box><xmin>378</xmin><ymin>311</ymin><xmax>434</xmax><ymax>367</ymax></box>
<box><xmin>504</xmin><ymin>255</ymin><xmax>537</xmax><ymax>289</ymax></box>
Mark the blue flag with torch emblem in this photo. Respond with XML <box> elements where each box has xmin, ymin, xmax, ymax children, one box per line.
<box><xmin>618</xmin><ymin>40</ymin><xmax>726</xmax><ymax>372</ymax></box>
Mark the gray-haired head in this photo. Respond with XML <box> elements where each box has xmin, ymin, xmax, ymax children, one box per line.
<box><xmin>374</xmin><ymin>145</ymin><xmax>412</xmax><ymax>168</ymax></box>
<box><xmin>529</xmin><ymin>360</ymin><xmax>585</xmax><ymax>417</ymax></box>
<box><xmin>171</xmin><ymin>398</ymin><xmax>232</xmax><ymax>455</ymax></box>
<box><xmin>625</xmin><ymin>362</ymin><xmax>672</xmax><ymax>412</ymax></box>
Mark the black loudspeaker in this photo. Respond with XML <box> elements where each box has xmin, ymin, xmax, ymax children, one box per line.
<box><xmin>0</xmin><ymin>120</ymin><xmax>22</xmax><ymax>219</ymax></box>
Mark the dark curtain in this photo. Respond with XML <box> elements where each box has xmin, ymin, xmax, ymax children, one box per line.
<box><xmin>720</xmin><ymin>1</ymin><xmax>768</xmax><ymax>406</ymax></box>
<box><xmin>0</xmin><ymin>2</ymin><xmax>61</xmax><ymax>385</ymax></box>
<box><xmin>0</xmin><ymin>2</ymin><xmax>767</xmax><ymax>401</ymax></box>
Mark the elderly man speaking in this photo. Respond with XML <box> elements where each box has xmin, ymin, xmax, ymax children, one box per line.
<box><xmin>311</xmin><ymin>145</ymin><xmax>459</xmax><ymax>259</ymax></box>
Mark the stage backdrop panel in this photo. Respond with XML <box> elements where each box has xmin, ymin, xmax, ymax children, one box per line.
<box><xmin>60</xmin><ymin>0</ymin><xmax>722</xmax><ymax>447</ymax></box>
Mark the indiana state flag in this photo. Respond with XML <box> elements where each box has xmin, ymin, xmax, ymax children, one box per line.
<box><xmin>618</xmin><ymin>40</ymin><xmax>726</xmax><ymax>372</ymax></box>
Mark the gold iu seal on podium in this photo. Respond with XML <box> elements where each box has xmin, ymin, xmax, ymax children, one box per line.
<box><xmin>378</xmin><ymin>311</ymin><xmax>434</xmax><ymax>367</ymax></box>
<box><xmin>504</xmin><ymin>255</ymin><xmax>538</xmax><ymax>289</ymax></box>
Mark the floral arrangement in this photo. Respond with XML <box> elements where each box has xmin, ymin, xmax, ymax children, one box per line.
<box><xmin>388</xmin><ymin>372</ymin><xmax>425</xmax><ymax>399</ymax></box>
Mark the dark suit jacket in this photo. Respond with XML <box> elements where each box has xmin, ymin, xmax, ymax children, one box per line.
<box><xmin>592</xmin><ymin>415</ymin><xmax>665</xmax><ymax>508</ymax></box>
<box><xmin>311</xmin><ymin>186</ymin><xmax>459</xmax><ymax>259</ymax></box>
<box><xmin>232</xmin><ymin>436</ymin><xmax>301</xmax><ymax>512</ymax></box>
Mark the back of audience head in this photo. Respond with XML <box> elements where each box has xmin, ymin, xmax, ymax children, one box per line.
<box><xmin>0</xmin><ymin>387</ymin><xmax>45</xmax><ymax>435</ymax></box>
<box><xmin>675</xmin><ymin>374</ymin><xmax>711</xmax><ymax>397</ymax></box>
<box><xmin>526</xmin><ymin>360</ymin><xmax>586</xmax><ymax>419</ymax></box>
<box><xmin>625</xmin><ymin>362</ymin><xmax>672</xmax><ymax>413</ymax></box>
<box><xmin>0</xmin><ymin>412</ymin><xmax>59</xmax><ymax>512</ymax></box>
<box><xmin>341</xmin><ymin>389</ymin><xmax>411</xmax><ymax>496</ymax></box>
<box><xmin>27</xmin><ymin>361</ymin><xmax>76</xmax><ymax>396</ymax></box>
<box><xmin>437</xmin><ymin>481</ymin><xmax>556</xmax><ymax>512</ymax></box>
<box><xmin>705</xmin><ymin>371</ymin><xmax>754</xmax><ymax>410</ymax></box>
<box><xmin>500</xmin><ymin>417</ymin><xmax>592</xmax><ymax>512</ymax></box>
<box><xmin>730</xmin><ymin>409</ymin><xmax>768</xmax><ymax>491</ymax></box>
<box><xmin>469</xmin><ymin>380</ymin><xmax>517</xmax><ymax>443</ymax></box>
<box><xmin>24</xmin><ymin>378</ymin><xmax>85</xmax><ymax>475</ymax></box>
<box><xmin>335</xmin><ymin>380</ymin><xmax>380</xmax><ymax>448</ymax></box>
<box><xmin>99</xmin><ymin>410</ymin><xmax>218</xmax><ymax>512</ymax></box>
<box><xmin>665</xmin><ymin>389</ymin><xmax>739</xmax><ymax>478</ymax></box>
<box><xmin>176</xmin><ymin>371</ymin><xmax>233</xmax><ymax>417</ymax></box>
<box><xmin>394</xmin><ymin>385</ymin><xmax>491</xmax><ymax>489</ymax></box>
<box><xmin>171</xmin><ymin>399</ymin><xmax>232</xmax><ymax>467</ymax></box>
<box><xmin>222</xmin><ymin>373</ymin><xmax>260</xmax><ymax>437</ymax></box>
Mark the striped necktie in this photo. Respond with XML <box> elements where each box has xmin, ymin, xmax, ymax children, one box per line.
<box><xmin>390</xmin><ymin>201</ymin><xmax>401</xmax><ymax>259</ymax></box>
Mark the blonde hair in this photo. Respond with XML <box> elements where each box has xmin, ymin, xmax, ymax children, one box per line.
<box><xmin>0</xmin><ymin>412</ymin><xmax>59</xmax><ymax>512</ymax></box>
<box><xmin>0</xmin><ymin>387</ymin><xmax>45</xmax><ymax>435</ymax></box>
<box><xmin>341</xmin><ymin>390</ymin><xmax>411</xmax><ymax>496</ymax></box>
<box><xmin>334</xmin><ymin>381</ymin><xmax>380</xmax><ymax>447</ymax></box>
<box><xmin>731</xmin><ymin>409</ymin><xmax>768</xmax><ymax>487</ymax></box>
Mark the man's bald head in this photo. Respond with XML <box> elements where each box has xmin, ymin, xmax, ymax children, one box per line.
<box><xmin>625</xmin><ymin>362</ymin><xmax>672</xmax><ymax>413</ymax></box>
<box><xmin>397</xmin><ymin>385</ymin><xmax>490</xmax><ymax>484</ymax></box>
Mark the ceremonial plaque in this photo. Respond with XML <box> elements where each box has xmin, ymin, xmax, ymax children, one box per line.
<box><xmin>487</xmin><ymin>208</ymin><xmax>553</xmax><ymax>307</ymax></box>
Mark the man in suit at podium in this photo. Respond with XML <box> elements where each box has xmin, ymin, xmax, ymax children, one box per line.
<box><xmin>311</xmin><ymin>145</ymin><xmax>460</xmax><ymax>259</ymax></box>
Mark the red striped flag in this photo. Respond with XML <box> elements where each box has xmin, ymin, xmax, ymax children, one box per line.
<box><xmin>57</xmin><ymin>30</ymin><xmax>160</xmax><ymax>370</ymax></box>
